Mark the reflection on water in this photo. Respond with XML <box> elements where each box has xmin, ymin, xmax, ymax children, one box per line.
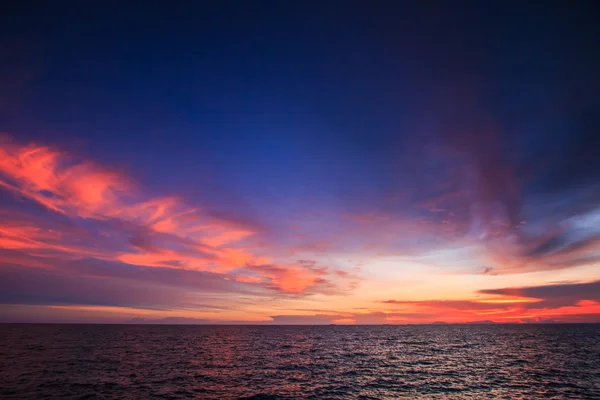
<box><xmin>1</xmin><ymin>324</ymin><xmax>599</xmax><ymax>399</ymax></box>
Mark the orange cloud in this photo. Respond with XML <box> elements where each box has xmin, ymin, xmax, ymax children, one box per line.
<box><xmin>0</xmin><ymin>217</ymin><xmax>103</xmax><ymax>261</ymax></box>
<box><xmin>0</xmin><ymin>137</ymin><xmax>344</xmax><ymax>295</ymax></box>
<box><xmin>378</xmin><ymin>280</ymin><xmax>600</xmax><ymax>323</ymax></box>
<box><xmin>247</xmin><ymin>263</ymin><xmax>328</xmax><ymax>294</ymax></box>
<box><xmin>0</xmin><ymin>140</ymin><xmax>130</xmax><ymax>217</ymax></box>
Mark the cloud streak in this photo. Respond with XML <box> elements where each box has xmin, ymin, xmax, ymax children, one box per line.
<box><xmin>0</xmin><ymin>137</ymin><xmax>352</xmax><ymax>302</ymax></box>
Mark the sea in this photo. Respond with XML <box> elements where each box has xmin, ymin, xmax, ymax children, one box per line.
<box><xmin>0</xmin><ymin>324</ymin><xmax>599</xmax><ymax>399</ymax></box>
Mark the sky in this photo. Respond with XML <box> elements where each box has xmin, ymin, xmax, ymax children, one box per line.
<box><xmin>1</xmin><ymin>1</ymin><xmax>600</xmax><ymax>324</ymax></box>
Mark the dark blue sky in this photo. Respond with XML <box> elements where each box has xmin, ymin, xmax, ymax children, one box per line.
<box><xmin>2</xmin><ymin>0</ymin><xmax>600</xmax><ymax>239</ymax></box>
<box><xmin>3</xmin><ymin>2</ymin><xmax>598</xmax><ymax>204</ymax></box>
<box><xmin>0</xmin><ymin>1</ymin><xmax>599</xmax><ymax>322</ymax></box>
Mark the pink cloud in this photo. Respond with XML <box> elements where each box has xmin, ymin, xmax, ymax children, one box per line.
<box><xmin>0</xmin><ymin>137</ymin><xmax>349</xmax><ymax>296</ymax></box>
<box><xmin>247</xmin><ymin>263</ymin><xmax>329</xmax><ymax>294</ymax></box>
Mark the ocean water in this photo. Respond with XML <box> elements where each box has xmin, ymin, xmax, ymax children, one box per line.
<box><xmin>0</xmin><ymin>324</ymin><xmax>599</xmax><ymax>399</ymax></box>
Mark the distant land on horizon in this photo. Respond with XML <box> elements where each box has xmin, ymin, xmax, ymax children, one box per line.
<box><xmin>3</xmin><ymin>318</ymin><xmax>597</xmax><ymax>326</ymax></box>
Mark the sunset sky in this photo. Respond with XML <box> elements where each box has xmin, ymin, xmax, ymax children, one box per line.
<box><xmin>1</xmin><ymin>1</ymin><xmax>599</xmax><ymax>324</ymax></box>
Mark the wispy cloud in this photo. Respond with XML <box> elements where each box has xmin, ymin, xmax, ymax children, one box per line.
<box><xmin>0</xmin><ymin>137</ymin><xmax>353</xmax><ymax>304</ymax></box>
<box><xmin>478</xmin><ymin>280</ymin><xmax>600</xmax><ymax>307</ymax></box>
<box><xmin>376</xmin><ymin>279</ymin><xmax>600</xmax><ymax>323</ymax></box>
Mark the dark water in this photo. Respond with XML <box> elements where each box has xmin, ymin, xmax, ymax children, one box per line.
<box><xmin>1</xmin><ymin>324</ymin><xmax>599</xmax><ymax>399</ymax></box>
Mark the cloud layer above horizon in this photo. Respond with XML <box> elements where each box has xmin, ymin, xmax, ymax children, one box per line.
<box><xmin>1</xmin><ymin>133</ymin><xmax>599</xmax><ymax>324</ymax></box>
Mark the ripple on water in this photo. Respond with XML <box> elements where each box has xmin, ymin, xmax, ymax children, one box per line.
<box><xmin>0</xmin><ymin>324</ymin><xmax>599</xmax><ymax>399</ymax></box>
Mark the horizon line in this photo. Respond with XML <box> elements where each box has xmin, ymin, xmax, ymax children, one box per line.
<box><xmin>2</xmin><ymin>322</ymin><xmax>599</xmax><ymax>326</ymax></box>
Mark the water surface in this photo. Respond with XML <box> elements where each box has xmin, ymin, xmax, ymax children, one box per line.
<box><xmin>1</xmin><ymin>324</ymin><xmax>599</xmax><ymax>399</ymax></box>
